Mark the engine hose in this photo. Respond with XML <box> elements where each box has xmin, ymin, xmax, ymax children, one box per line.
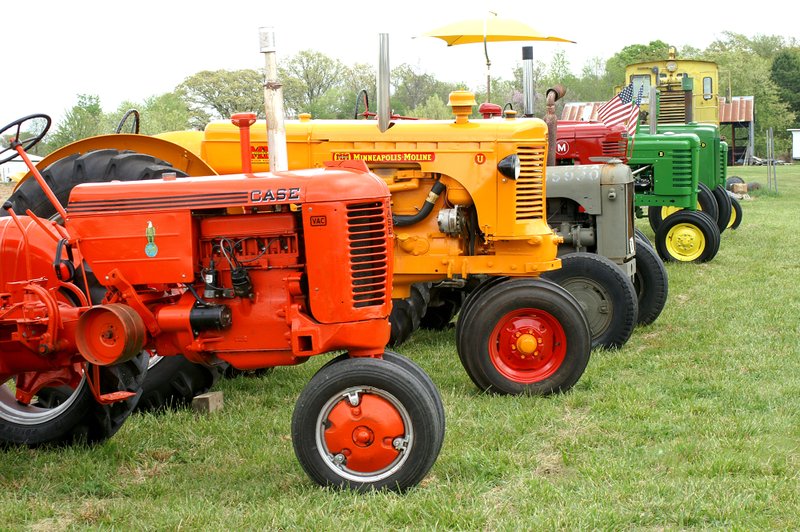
<box><xmin>393</xmin><ymin>180</ymin><xmax>446</xmax><ymax>227</ymax></box>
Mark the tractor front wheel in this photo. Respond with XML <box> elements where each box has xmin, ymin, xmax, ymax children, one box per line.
<box><xmin>543</xmin><ymin>252</ymin><xmax>637</xmax><ymax>350</ymax></box>
<box><xmin>456</xmin><ymin>278</ymin><xmax>591</xmax><ymax>395</ymax></box>
<box><xmin>0</xmin><ymin>353</ymin><xmax>148</xmax><ymax>446</ymax></box>
<box><xmin>292</xmin><ymin>357</ymin><xmax>444</xmax><ymax>491</ymax></box>
<box><xmin>655</xmin><ymin>210</ymin><xmax>721</xmax><ymax>263</ymax></box>
<box><xmin>633</xmin><ymin>235</ymin><xmax>669</xmax><ymax>325</ymax></box>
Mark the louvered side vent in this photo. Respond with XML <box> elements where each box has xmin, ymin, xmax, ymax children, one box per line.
<box><xmin>718</xmin><ymin>146</ymin><xmax>726</xmax><ymax>181</ymax></box>
<box><xmin>658</xmin><ymin>91</ymin><xmax>688</xmax><ymax>124</ymax></box>
<box><xmin>602</xmin><ymin>140</ymin><xmax>627</xmax><ymax>159</ymax></box>
<box><xmin>516</xmin><ymin>145</ymin><xmax>546</xmax><ymax>221</ymax></box>
<box><xmin>347</xmin><ymin>201</ymin><xmax>390</xmax><ymax>308</ymax></box>
<box><xmin>672</xmin><ymin>149</ymin><xmax>694</xmax><ymax>189</ymax></box>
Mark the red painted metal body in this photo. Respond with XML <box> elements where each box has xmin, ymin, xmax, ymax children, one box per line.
<box><xmin>554</xmin><ymin>121</ymin><xmax>628</xmax><ymax>165</ymax></box>
<box><xmin>0</xmin><ymin>160</ymin><xmax>394</xmax><ymax>400</ymax></box>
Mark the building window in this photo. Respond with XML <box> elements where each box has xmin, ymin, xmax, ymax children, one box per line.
<box><xmin>631</xmin><ymin>75</ymin><xmax>651</xmax><ymax>104</ymax></box>
<box><xmin>703</xmin><ymin>77</ymin><xmax>713</xmax><ymax>100</ymax></box>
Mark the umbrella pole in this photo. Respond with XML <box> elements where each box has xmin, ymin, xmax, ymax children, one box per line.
<box><xmin>484</xmin><ymin>36</ymin><xmax>491</xmax><ymax>102</ymax></box>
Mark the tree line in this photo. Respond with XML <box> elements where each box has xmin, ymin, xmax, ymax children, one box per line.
<box><xmin>34</xmin><ymin>32</ymin><xmax>800</xmax><ymax>159</ymax></box>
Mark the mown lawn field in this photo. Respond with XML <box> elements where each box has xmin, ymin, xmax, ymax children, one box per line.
<box><xmin>1</xmin><ymin>165</ymin><xmax>798</xmax><ymax>529</ymax></box>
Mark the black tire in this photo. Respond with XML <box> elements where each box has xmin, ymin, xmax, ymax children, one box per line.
<box><xmin>647</xmin><ymin>205</ymin><xmax>665</xmax><ymax>233</ymax></box>
<box><xmin>729</xmin><ymin>196</ymin><xmax>743</xmax><ymax>230</ymax></box>
<box><xmin>5</xmin><ymin>149</ymin><xmax>188</xmax><ymax>218</ymax></box>
<box><xmin>389</xmin><ymin>283</ymin><xmax>431</xmax><ymax>346</ymax></box>
<box><xmin>726</xmin><ymin>175</ymin><xmax>744</xmax><ymax>191</ymax></box>
<box><xmin>6</xmin><ymin>149</ymin><xmax>219</xmax><ymax>411</ymax></box>
<box><xmin>456</xmin><ymin>277</ymin><xmax>591</xmax><ymax>395</ymax></box>
<box><xmin>697</xmin><ymin>182</ymin><xmax>719</xmax><ymax>224</ymax></box>
<box><xmin>420</xmin><ymin>286</ymin><xmax>464</xmax><ymax>330</ymax></box>
<box><xmin>635</xmin><ymin>228</ymin><xmax>653</xmax><ymax>248</ymax></box>
<box><xmin>0</xmin><ymin>352</ymin><xmax>148</xmax><ymax>446</ymax></box>
<box><xmin>711</xmin><ymin>184</ymin><xmax>732</xmax><ymax>234</ymax></box>
<box><xmin>292</xmin><ymin>357</ymin><xmax>444</xmax><ymax>491</ymax></box>
<box><xmin>136</xmin><ymin>355</ymin><xmax>224</xmax><ymax>411</ymax></box>
<box><xmin>455</xmin><ymin>275</ymin><xmax>509</xmax><ymax>365</ymax></box>
<box><xmin>654</xmin><ymin>210</ymin><xmax>720</xmax><ymax>263</ymax></box>
<box><xmin>633</xmin><ymin>236</ymin><xmax>669</xmax><ymax>325</ymax></box>
<box><xmin>543</xmin><ymin>252</ymin><xmax>637</xmax><ymax>350</ymax></box>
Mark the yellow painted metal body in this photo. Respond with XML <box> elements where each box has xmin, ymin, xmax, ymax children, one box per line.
<box><xmin>30</xmin><ymin>113</ymin><xmax>561</xmax><ymax>298</ymax></box>
<box><xmin>15</xmin><ymin>134</ymin><xmax>216</xmax><ymax>192</ymax></box>
<box><xmin>625</xmin><ymin>53</ymin><xmax>719</xmax><ymax>125</ymax></box>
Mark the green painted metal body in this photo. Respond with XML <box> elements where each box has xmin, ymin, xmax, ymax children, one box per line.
<box><xmin>654</xmin><ymin>123</ymin><xmax>727</xmax><ymax>191</ymax></box>
<box><xmin>628</xmin><ymin>130</ymin><xmax>701</xmax><ymax>212</ymax></box>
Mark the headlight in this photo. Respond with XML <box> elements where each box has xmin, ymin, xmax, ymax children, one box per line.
<box><xmin>498</xmin><ymin>154</ymin><xmax>520</xmax><ymax>180</ymax></box>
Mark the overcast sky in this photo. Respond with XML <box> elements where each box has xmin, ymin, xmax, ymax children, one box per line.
<box><xmin>0</xmin><ymin>0</ymin><xmax>795</xmax><ymax>129</ymax></box>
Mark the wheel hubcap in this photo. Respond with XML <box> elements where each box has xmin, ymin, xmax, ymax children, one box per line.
<box><xmin>489</xmin><ymin>309</ymin><xmax>567</xmax><ymax>383</ymax></box>
<box><xmin>666</xmin><ymin>223</ymin><xmax>705</xmax><ymax>261</ymax></box>
<box><xmin>317</xmin><ymin>387</ymin><xmax>411</xmax><ymax>482</ymax></box>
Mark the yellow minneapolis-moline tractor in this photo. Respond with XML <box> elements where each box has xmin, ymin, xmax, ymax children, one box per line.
<box><xmin>9</xmin><ymin>90</ymin><xmax>594</xmax><ymax>404</ymax></box>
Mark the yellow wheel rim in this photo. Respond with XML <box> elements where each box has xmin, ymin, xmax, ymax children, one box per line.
<box><xmin>661</xmin><ymin>206</ymin><xmax>683</xmax><ymax>219</ymax></box>
<box><xmin>727</xmin><ymin>206</ymin><xmax>737</xmax><ymax>229</ymax></box>
<box><xmin>665</xmin><ymin>223</ymin><xmax>706</xmax><ymax>262</ymax></box>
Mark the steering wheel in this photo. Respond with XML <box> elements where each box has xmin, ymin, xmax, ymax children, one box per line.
<box><xmin>115</xmin><ymin>109</ymin><xmax>140</xmax><ymax>134</ymax></box>
<box><xmin>0</xmin><ymin>113</ymin><xmax>51</xmax><ymax>165</ymax></box>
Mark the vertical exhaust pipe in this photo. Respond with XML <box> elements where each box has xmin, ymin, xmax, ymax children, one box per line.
<box><xmin>260</xmin><ymin>27</ymin><xmax>288</xmax><ymax>172</ymax></box>
<box><xmin>649</xmin><ymin>86</ymin><xmax>657</xmax><ymax>135</ymax></box>
<box><xmin>377</xmin><ymin>33</ymin><xmax>391</xmax><ymax>133</ymax></box>
<box><xmin>545</xmin><ymin>85</ymin><xmax>566</xmax><ymax>167</ymax></box>
<box><xmin>522</xmin><ymin>46</ymin><xmax>535</xmax><ymax>117</ymax></box>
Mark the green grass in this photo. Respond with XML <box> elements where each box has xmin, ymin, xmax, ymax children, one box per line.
<box><xmin>2</xmin><ymin>165</ymin><xmax>800</xmax><ymax>529</ymax></box>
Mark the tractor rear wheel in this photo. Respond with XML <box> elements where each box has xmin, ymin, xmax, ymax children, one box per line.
<box><xmin>0</xmin><ymin>353</ymin><xmax>148</xmax><ymax>446</ymax></box>
<box><xmin>655</xmin><ymin>210</ymin><xmax>720</xmax><ymax>263</ymax></box>
<box><xmin>5</xmin><ymin>149</ymin><xmax>223</xmax><ymax>411</ymax></box>
<box><xmin>712</xmin><ymin>184</ymin><xmax>732</xmax><ymax>234</ymax></box>
<box><xmin>633</xmin><ymin>235</ymin><xmax>669</xmax><ymax>325</ymax></box>
<box><xmin>697</xmin><ymin>183</ymin><xmax>719</xmax><ymax>225</ymax></box>
<box><xmin>728</xmin><ymin>196</ymin><xmax>743</xmax><ymax>230</ymax></box>
<box><xmin>635</xmin><ymin>228</ymin><xmax>653</xmax><ymax>248</ymax></box>
<box><xmin>292</xmin><ymin>357</ymin><xmax>444</xmax><ymax>491</ymax></box>
<box><xmin>456</xmin><ymin>278</ymin><xmax>591</xmax><ymax>395</ymax></box>
<box><xmin>646</xmin><ymin>184</ymin><xmax>719</xmax><ymax>233</ymax></box>
<box><xmin>389</xmin><ymin>283</ymin><xmax>430</xmax><ymax>346</ymax></box>
<box><xmin>419</xmin><ymin>286</ymin><xmax>463</xmax><ymax>330</ymax></box>
<box><xmin>543</xmin><ymin>252</ymin><xmax>637</xmax><ymax>350</ymax></box>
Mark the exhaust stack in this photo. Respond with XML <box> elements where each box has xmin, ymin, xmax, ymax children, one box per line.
<box><xmin>260</xmin><ymin>27</ymin><xmax>288</xmax><ymax>172</ymax></box>
<box><xmin>377</xmin><ymin>33</ymin><xmax>391</xmax><ymax>133</ymax></box>
<box><xmin>522</xmin><ymin>46</ymin><xmax>535</xmax><ymax>117</ymax></box>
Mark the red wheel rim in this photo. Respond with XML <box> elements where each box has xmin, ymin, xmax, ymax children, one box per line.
<box><xmin>488</xmin><ymin>308</ymin><xmax>567</xmax><ymax>383</ymax></box>
<box><xmin>322</xmin><ymin>392</ymin><xmax>407</xmax><ymax>475</ymax></box>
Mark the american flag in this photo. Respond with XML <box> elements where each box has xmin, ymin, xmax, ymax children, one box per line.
<box><xmin>597</xmin><ymin>83</ymin><xmax>643</xmax><ymax>136</ymax></box>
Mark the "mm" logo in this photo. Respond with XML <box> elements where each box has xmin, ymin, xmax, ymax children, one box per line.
<box><xmin>310</xmin><ymin>215</ymin><xmax>327</xmax><ymax>226</ymax></box>
<box><xmin>556</xmin><ymin>141</ymin><xmax>570</xmax><ymax>155</ymax></box>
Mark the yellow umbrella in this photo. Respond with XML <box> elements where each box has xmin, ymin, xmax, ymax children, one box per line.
<box><xmin>425</xmin><ymin>14</ymin><xmax>574</xmax><ymax>102</ymax></box>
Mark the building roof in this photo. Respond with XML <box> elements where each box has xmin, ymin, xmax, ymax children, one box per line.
<box><xmin>719</xmin><ymin>96</ymin><xmax>754</xmax><ymax>124</ymax></box>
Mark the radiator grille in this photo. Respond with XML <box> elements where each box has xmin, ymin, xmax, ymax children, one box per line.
<box><xmin>658</xmin><ymin>91</ymin><xmax>688</xmax><ymax>124</ymax></box>
<box><xmin>672</xmin><ymin>149</ymin><xmax>694</xmax><ymax>188</ymax></box>
<box><xmin>515</xmin><ymin>145</ymin><xmax>546</xmax><ymax>221</ymax></box>
<box><xmin>347</xmin><ymin>201</ymin><xmax>390</xmax><ymax>308</ymax></box>
<box><xmin>602</xmin><ymin>140</ymin><xmax>628</xmax><ymax>159</ymax></box>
